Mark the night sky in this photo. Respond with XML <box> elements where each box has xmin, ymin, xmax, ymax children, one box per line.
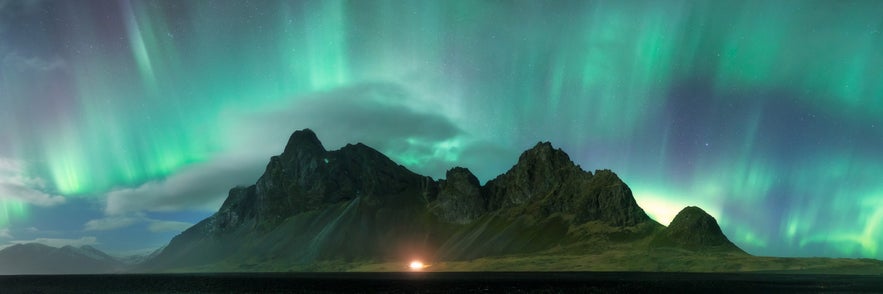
<box><xmin>1</xmin><ymin>0</ymin><xmax>882</xmax><ymax>259</ymax></box>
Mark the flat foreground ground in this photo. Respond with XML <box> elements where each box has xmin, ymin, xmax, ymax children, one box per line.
<box><xmin>1</xmin><ymin>272</ymin><xmax>881</xmax><ymax>293</ymax></box>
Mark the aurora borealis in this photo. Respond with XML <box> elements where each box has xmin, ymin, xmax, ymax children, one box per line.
<box><xmin>1</xmin><ymin>0</ymin><xmax>882</xmax><ymax>258</ymax></box>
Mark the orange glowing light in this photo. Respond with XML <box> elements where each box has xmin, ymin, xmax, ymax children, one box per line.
<box><xmin>409</xmin><ymin>260</ymin><xmax>425</xmax><ymax>270</ymax></box>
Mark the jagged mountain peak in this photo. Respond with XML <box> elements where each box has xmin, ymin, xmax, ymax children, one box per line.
<box><xmin>515</xmin><ymin>141</ymin><xmax>578</xmax><ymax>171</ymax></box>
<box><xmin>590</xmin><ymin>169</ymin><xmax>623</xmax><ymax>185</ymax></box>
<box><xmin>282</xmin><ymin>128</ymin><xmax>326</xmax><ymax>157</ymax></box>
<box><xmin>338</xmin><ymin>142</ymin><xmax>389</xmax><ymax>159</ymax></box>
<box><xmin>482</xmin><ymin>141</ymin><xmax>588</xmax><ymax>210</ymax></box>
<box><xmin>499</xmin><ymin>141</ymin><xmax>586</xmax><ymax>190</ymax></box>
<box><xmin>202</xmin><ymin>129</ymin><xmax>434</xmax><ymax>236</ymax></box>
<box><xmin>445</xmin><ymin>167</ymin><xmax>480</xmax><ymax>186</ymax></box>
<box><xmin>431</xmin><ymin>167</ymin><xmax>485</xmax><ymax>224</ymax></box>
<box><xmin>147</xmin><ymin>129</ymin><xmax>740</xmax><ymax>271</ymax></box>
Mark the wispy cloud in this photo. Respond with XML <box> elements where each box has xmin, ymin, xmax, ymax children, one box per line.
<box><xmin>7</xmin><ymin>236</ymin><xmax>97</xmax><ymax>248</ymax></box>
<box><xmin>1</xmin><ymin>52</ymin><xmax>66</xmax><ymax>72</ymax></box>
<box><xmin>101</xmin><ymin>83</ymin><xmax>470</xmax><ymax>216</ymax></box>
<box><xmin>103</xmin><ymin>151</ymin><xmax>265</xmax><ymax>216</ymax></box>
<box><xmin>95</xmin><ymin>83</ymin><xmax>515</xmax><ymax>239</ymax></box>
<box><xmin>83</xmin><ymin>216</ymin><xmax>141</xmax><ymax>231</ymax></box>
<box><xmin>0</xmin><ymin>158</ymin><xmax>65</xmax><ymax>206</ymax></box>
<box><xmin>83</xmin><ymin>214</ymin><xmax>193</xmax><ymax>234</ymax></box>
<box><xmin>147</xmin><ymin>220</ymin><xmax>192</xmax><ymax>233</ymax></box>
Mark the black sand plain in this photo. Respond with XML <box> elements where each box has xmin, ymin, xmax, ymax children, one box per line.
<box><xmin>1</xmin><ymin>272</ymin><xmax>882</xmax><ymax>293</ymax></box>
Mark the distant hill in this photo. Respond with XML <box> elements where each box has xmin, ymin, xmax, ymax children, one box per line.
<box><xmin>116</xmin><ymin>246</ymin><xmax>167</xmax><ymax>265</ymax></box>
<box><xmin>0</xmin><ymin>243</ymin><xmax>125</xmax><ymax>274</ymax></box>
<box><xmin>650</xmin><ymin>206</ymin><xmax>743</xmax><ymax>252</ymax></box>
<box><xmin>141</xmin><ymin>129</ymin><xmax>755</xmax><ymax>272</ymax></box>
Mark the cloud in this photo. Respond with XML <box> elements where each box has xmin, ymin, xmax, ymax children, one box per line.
<box><xmin>103</xmin><ymin>82</ymin><xmax>470</xmax><ymax>216</ymax></box>
<box><xmin>98</xmin><ymin>81</ymin><xmax>521</xmax><ymax>227</ymax></box>
<box><xmin>84</xmin><ymin>216</ymin><xmax>141</xmax><ymax>231</ymax></box>
<box><xmin>8</xmin><ymin>236</ymin><xmax>98</xmax><ymax>248</ymax></box>
<box><xmin>147</xmin><ymin>220</ymin><xmax>192</xmax><ymax>233</ymax></box>
<box><xmin>83</xmin><ymin>214</ymin><xmax>193</xmax><ymax>234</ymax></box>
<box><xmin>0</xmin><ymin>158</ymin><xmax>65</xmax><ymax>206</ymax></box>
<box><xmin>0</xmin><ymin>228</ymin><xmax>11</xmax><ymax>239</ymax></box>
<box><xmin>103</xmin><ymin>151</ymin><xmax>267</xmax><ymax>215</ymax></box>
<box><xmin>1</xmin><ymin>52</ymin><xmax>66</xmax><ymax>72</ymax></box>
<box><xmin>240</xmin><ymin>83</ymin><xmax>462</xmax><ymax>148</ymax></box>
<box><xmin>224</xmin><ymin>82</ymin><xmax>470</xmax><ymax>178</ymax></box>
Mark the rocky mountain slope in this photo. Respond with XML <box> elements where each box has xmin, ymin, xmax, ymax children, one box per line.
<box><xmin>142</xmin><ymin>129</ymin><xmax>745</xmax><ymax>272</ymax></box>
<box><xmin>0</xmin><ymin>243</ymin><xmax>125</xmax><ymax>274</ymax></box>
<box><xmin>650</xmin><ymin>206</ymin><xmax>742</xmax><ymax>252</ymax></box>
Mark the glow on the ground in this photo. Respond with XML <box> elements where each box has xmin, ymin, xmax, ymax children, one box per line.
<box><xmin>409</xmin><ymin>260</ymin><xmax>425</xmax><ymax>271</ymax></box>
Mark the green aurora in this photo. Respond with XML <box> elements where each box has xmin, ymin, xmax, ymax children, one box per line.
<box><xmin>1</xmin><ymin>0</ymin><xmax>882</xmax><ymax>257</ymax></box>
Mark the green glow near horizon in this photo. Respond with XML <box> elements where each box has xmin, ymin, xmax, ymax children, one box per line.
<box><xmin>2</xmin><ymin>0</ymin><xmax>883</xmax><ymax>259</ymax></box>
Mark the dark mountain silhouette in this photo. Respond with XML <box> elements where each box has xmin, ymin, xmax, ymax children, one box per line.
<box><xmin>0</xmin><ymin>243</ymin><xmax>124</xmax><ymax>274</ymax></box>
<box><xmin>651</xmin><ymin>206</ymin><xmax>743</xmax><ymax>252</ymax></box>
<box><xmin>141</xmin><ymin>129</ymin><xmax>745</xmax><ymax>272</ymax></box>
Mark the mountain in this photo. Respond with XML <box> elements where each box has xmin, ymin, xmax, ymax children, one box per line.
<box><xmin>0</xmin><ymin>243</ymin><xmax>125</xmax><ymax>274</ymax></box>
<box><xmin>141</xmin><ymin>129</ymin><xmax>745</xmax><ymax>272</ymax></box>
<box><xmin>651</xmin><ymin>206</ymin><xmax>743</xmax><ymax>252</ymax></box>
<box><xmin>117</xmin><ymin>246</ymin><xmax>167</xmax><ymax>265</ymax></box>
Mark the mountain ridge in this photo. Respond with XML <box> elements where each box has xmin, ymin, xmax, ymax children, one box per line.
<box><xmin>142</xmin><ymin>129</ymin><xmax>745</xmax><ymax>272</ymax></box>
<box><xmin>0</xmin><ymin>243</ymin><xmax>125</xmax><ymax>274</ymax></box>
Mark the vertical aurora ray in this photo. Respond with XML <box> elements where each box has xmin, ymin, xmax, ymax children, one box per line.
<box><xmin>305</xmin><ymin>0</ymin><xmax>349</xmax><ymax>90</ymax></box>
<box><xmin>2</xmin><ymin>0</ymin><xmax>883</xmax><ymax>258</ymax></box>
<box><xmin>0</xmin><ymin>199</ymin><xmax>27</xmax><ymax>228</ymax></box>
<box><xmin>25</xmin><ymin>0</ymin><xmax>364</xmax><ymax>197</ymax></box>
<box><xmin>121</xmin><ymin>0</ymin><xmax>157</xmax><ymax>92</ymax></box>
